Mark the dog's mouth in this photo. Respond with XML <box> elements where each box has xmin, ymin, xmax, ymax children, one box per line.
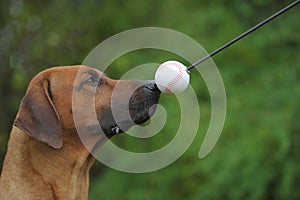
<box><xmin>109</xmin><ymin>104</ymin><xmax>157</xmax><ymax>136</ymax></box>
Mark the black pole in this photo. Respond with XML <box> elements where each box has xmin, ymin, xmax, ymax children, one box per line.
<box><xmin>187</xmin><ymin>0</ymin><xmax>300</xmax><ymax>71</ymax></box>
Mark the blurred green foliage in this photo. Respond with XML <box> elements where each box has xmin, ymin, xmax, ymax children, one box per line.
<box><xmin>1</xmin><ymin>0</ymin><xmax>300</xmax><ymax>199</ymax></box>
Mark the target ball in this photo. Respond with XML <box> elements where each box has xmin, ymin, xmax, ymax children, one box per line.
<box><xmin>155</xmin><ymin>60</ymin><xmax>190</xmax><ymax>95</ymax></box>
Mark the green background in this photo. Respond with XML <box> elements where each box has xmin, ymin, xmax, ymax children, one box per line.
<box><xmin>1</xmin><ymin>0</ymin><xmax>300</xmax><ymax>199</ymax></box>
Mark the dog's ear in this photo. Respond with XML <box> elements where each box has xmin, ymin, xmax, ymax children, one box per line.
<box><xmin>14</xmin><ymin>76</ymin><xmax>63</xmax><ymax>149</ymax></box>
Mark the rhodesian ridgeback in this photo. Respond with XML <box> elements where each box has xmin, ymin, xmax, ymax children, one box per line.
<box><xmin>0</xmin><ymin>65</ymin><xmax>160</xmax><ymax>200</ymax></box>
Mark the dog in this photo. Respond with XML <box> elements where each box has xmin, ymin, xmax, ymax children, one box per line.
<box><xmin>0</xmin><ymin>65</ymin><xmax>160</xmax><ymax>200</ymax></box>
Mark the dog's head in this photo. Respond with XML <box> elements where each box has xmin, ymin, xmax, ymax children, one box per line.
<box><xmin>14</xmin><ymin>65</ymin><xmax>160</xmax><ymax>149</ymax></box>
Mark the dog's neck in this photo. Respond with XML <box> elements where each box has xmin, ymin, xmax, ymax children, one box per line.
<box><xmin>0</xmin><ymin>126</ymin><xmax>95</xmax><ymax>200</ymax></box>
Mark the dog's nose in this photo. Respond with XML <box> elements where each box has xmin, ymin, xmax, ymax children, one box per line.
<box><xmin>143</xmin><ymin>82</ymin><xmax>160</xmax><ymax>93</ymax></box>
<box><xmin>128</xmin><ymin>81</ymin><xmax>161</xmax><ymax>125</ymax></box>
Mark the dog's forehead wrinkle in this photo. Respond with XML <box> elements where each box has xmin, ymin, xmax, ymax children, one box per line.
<box><xmin>83</xmin><ymin>70</ymin><xmax>101</xmax><ymax>79</ymax></box>
<box><xmin>79</xmin><ymin>67</ymin><xmax>106</xmax><ymax>77</ymax></box>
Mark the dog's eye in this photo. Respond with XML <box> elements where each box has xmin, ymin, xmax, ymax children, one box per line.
<box><xmin>84</xmin><ymin>76</ymin><xmax>102</xmax><ymax>86</ymax></box>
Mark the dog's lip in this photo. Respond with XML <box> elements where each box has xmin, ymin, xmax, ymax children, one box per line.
<box><xmin>109</xmin><ymin>112</ymin><xmax>152</xmax><ymax>136</ymax></box>
<box><xmin>129</xmin><ymin>102</ymin><xmax>157</xmax><ymax>123</ymax></box>
<box><xmin>106</xmin><ymin>99</ymin><xmax>159</xmax><ymax>137</ymax></box>
<box><xmin>132</xmin><ymin>111</ymin><xmax>150</xmax><ymax>124</ymax></box>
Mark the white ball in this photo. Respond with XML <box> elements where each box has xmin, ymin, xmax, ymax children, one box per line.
<box><xmin>155</xmin><ymin>60</ymin><xmax>190</xmax><ymax>95</ymax></box>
